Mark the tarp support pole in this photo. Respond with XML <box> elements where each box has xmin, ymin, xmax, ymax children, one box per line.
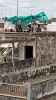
<box><xmin>35</xmin><ymin>35</ymin><xmax>37</xmax><ymax>67</ymax></box>
<box><xmin>12</xmin><ymin>42</ymin><xmax>15</xmax><ymax>71</ymax></box>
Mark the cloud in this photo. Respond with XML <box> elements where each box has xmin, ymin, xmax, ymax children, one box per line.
<box><xmin>0</xmin><ymin>0</ymin><xmax>56</xmax><ymax>18</ymax></box>
<box><xmin>53</xmin><ymin>3</ymin><xmax>56</xmax><ymax>7</ymax></box>
<box><xmin>18</xmin><ymin>2</ymin><xmax>29</xmax><ymax>7</ymax></box>
<box><xmin>0</xmin><ymin>0</ymin><xmax>4</xmax><ymax>3</ymax></box>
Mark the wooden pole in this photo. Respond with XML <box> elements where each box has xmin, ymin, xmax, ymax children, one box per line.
<box><xmin>27</xmin><ymin>84</ymin><xmax>31</xmax><ymax>100</ymax></box>
<box><xmin>54</xmin><ymin>36</ymin><xmax>56</xmax><ymax>61</ymax></box>
<box><xmin>12</xmin><ymin>42</ymin><xmax>15</xmax><ymax>71</ymax></box>
<box><xmin>35</xmin><ymin>35</ymin><xmax>37</xmax><ymax>67</ymax></box>
<box><xmin>17</xmin><ymin>0</ymin><xmax>18</xmax><ymax>16</ymax></box>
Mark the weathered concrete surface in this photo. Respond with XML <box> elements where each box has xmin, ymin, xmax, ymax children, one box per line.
<box><xmin>38</xmin><ymin>93</ymin><xmax>56</xmax><ymax>100</ymax></box>
<box><xmin>0</xmin><ymin>34</ymin><xmax>56</xmax><ymax>71</ymax></box>
<box><xmin>0</xmin><ymin>58</ymin><xmax>35</xmax><ymax>74</ymax></box>
<box><xmin>0</xmin><ymin>57</ymin><xmax>55</xmax><ymax>83</ymax></box>
<box><xmin>0</xmin><ymin>94</ymin><xmax>26</xmax><ymax>100</ymax></box>
<box><xmin>36</xmin><ymin>36</ymin><xmax>56</xmax><ymax>66</ymax></box>
<box><xmin>0</xmin><ymin>32</ymin><xmax>56</xmax><ymax>99</ymax></box>
<box><xmin>30</xmin><ymin>78</ymin><xmax>56</xmax><ymax>100</ymax></box>
<box><xmin>0</xmin><ymin>77</ymin><xmax>56</xmax><ymax>100</ymax></box>
<box><xmin>0</xmin><ymin>34</ymin><xmax>56</xmax><ymax>83</ymax></box>
<box><xmin>0</xmin><ymin>64</ymin><xmax>56</xmax><ymax>83</ymax></box>
<box><xmin>0</xmin><ymin>92</ymin><xmax>56</xmax><ymax>100</ymax></box>
<box><xmin>0</xmin><ymin>32</ymin><xmax>56</xmax><ymax>66</ymax></box>
<box><xmin>0</xmin><ymin>94</ymin><xmax>56</xmax><ymax>100</ymax></box>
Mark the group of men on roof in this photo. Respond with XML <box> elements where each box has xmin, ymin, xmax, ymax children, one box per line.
<box><xmin>16</xmin><ymin>19</ymin><xmax>41</xmax><ymax>32</ymax></box>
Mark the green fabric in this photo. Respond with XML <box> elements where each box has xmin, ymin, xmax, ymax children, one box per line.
<box><xmin>5</xmin><ymin>12</ymin><xmax>48</xmax><ymax>25</ymax></box>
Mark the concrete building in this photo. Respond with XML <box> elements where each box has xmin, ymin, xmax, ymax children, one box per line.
<box><xmin>47</xmin><ymin>22</ymin><xmax>56</xmax><ymax>31</ymax></box>
<box><xmin>47</xmin><ymin>18</ymin><xmax>56</xmax><ymax>31</ymax></box>
<box><xmin>4</xmin><ymin>21</ymin><xmax>16</xmax><ymax>31</ymax></box>
<box><xmin>0</xmin><ymin>31</ymin><xmax>56</xmax><ymax>100</ymax></box>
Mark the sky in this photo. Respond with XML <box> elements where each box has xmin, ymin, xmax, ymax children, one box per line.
<box><xmin>0</xmin><ymin>0</ymin><xmax>56</xmax><ymax>19</ymax></box>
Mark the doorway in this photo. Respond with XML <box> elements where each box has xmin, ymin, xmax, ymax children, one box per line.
<box><xmin>25</xmin><ymin>46</ymin><xmax>33</xmax><ymax>59</ymax></box>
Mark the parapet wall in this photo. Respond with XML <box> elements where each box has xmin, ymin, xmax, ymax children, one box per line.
<box><xmin>30</xmin><ymin>78</ymin><xmax>56</xmax><ymax>99</ymax></box>
<box><xmin>37</xmin><ymin>93</ymin><xmax>56</xmax><ymax>100</ymax></box>
<box><xmin>0</xmin><ymin>83</ymin><xmax>27</xmax><ymax>97</ymax></box>
<box><xmin>0</xmin><ymin>77</ymin><xmax>56</xmax><ymax>100</ymax></box>
<box><xmin>0</xmin><ymin>63</ymin><xmax>56</xmax><ymax>83</ymax></box>
<box><xmin>0</xmin><ymin>58</ymin><xmax>35</xmax><ymax>74</ymax></box>
<box><xmin>0</xmin><ymin>95</ymin><xmax>26</xmax><ymax>100</ymax></box>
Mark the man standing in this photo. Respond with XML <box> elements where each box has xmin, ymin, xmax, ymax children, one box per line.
<box><xmin>16</xmin><ymin>20</ymin><xmax>23</xmax><ymax>32</ymax></box>
<box><xmin>31</xmin><ymin>19</ymin><xmax>38</xmax><ymax>32</ymax></box>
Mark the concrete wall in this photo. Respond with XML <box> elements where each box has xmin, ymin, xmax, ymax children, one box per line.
<box><xmin>37</xmin><ymin>93</ymin><xmax>56</xmax><ymax>100</ymax></box>
<box><xmin>30</xmin><ymin>78</ymin><xmax>56</xmax><ymax>100</ymax></box>
<box><xmin>0</xmin><ymin>58</ymin><xmax>36</xmax><ymax>83</ymax></box>
<box><xmin>0</xmin><ymin>63</ymin><xmax>56</xmax><ymax>83</ymax></box>
<box><xmin>0</xmin><ymin>33</ymin><xmax>56</xmax><ymax>83</ymax></box>
<box><xmin>19</xmin><ymin>35</ymin><xmax>56</xmax><ymax>66</ymax></box>
<box><xmin>0</xmin><ymin>58</ymin><xmax>56</xmax><ymax>84</ymax></box>
<box><xmin>0</xmin><ymin>95</ymin><xmax>26</xmax><ymax>100</ymax></box>
<box><xmin>36</xmin><ymin>36</ymin><xmax>56</xmax><ymax>66</ymax></box>
<box><xmin>19</xmin><ymin>45</ymin><xmax>25</xmax><ymax>60</ymax></box>
<box><xmin>0</xmin><ymin>93</ymin><xmax>56</xmax><ymax>100</ymax></box>
<box><xmin>0</xmin><ymin>58</ymin><xmax>35</xmax><ymax>74</ymax></box>
<box><xmin>47</xmin><ymin>22</ymin><xmax>56</xmax><ymax>31</ymax></box>
<box><xmin>0</xmin><ymin>78</ymin><xmax>56</xmax><ymax>100</ymax></box>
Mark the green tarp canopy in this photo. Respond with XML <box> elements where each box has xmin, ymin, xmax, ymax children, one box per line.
<box><xmin>5</xmin><ymin>12</ymin><xmax>48</xmax><ymax>25</ymax></box>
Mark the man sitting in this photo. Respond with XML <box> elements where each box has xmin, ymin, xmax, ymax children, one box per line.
<box><xmin>27</xmin><ymin>25</ymin><xmax>31</xmax><ymax>32</ymax></box>
<box><xmin>37</xmin><ymin>25</ymin><xmax>41</xmax><ymax>32</ymax></box>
